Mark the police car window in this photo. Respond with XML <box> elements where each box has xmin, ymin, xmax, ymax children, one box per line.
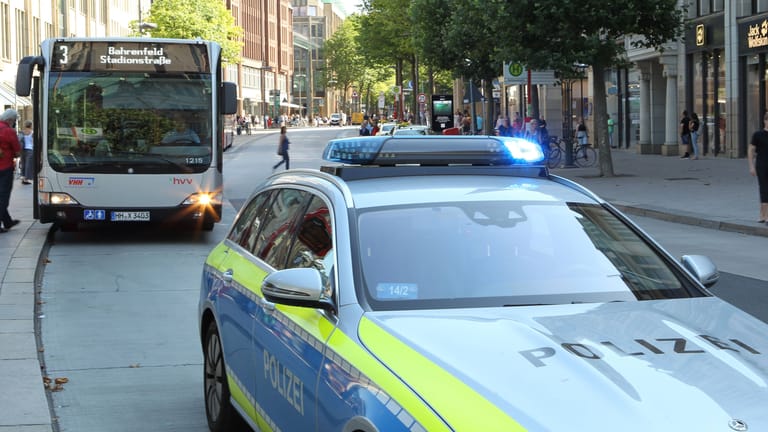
<box><xmin>254</xmin><ymin>188</ymin><xmax>309</xmax><ymax>269</ymax></box>
<box><xmin>228</xmin><ymin>190</ymin><xmax>273</xmax><ymax>251</ymax></box>
<box><xmin>286</xmin><ymin>196</ymin><xmax>335</xmax><ymax>300</ymax></box>
<box><xmin>357</xmin><ymin>201</ymin><xmax>697</xmax><ymax>310</ymax></box>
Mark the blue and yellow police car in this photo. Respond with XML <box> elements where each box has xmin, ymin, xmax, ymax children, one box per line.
<box><xmin>199</xmin><ymin>135</ymin><xmax>768</xmax><ymax>431</ymax></box>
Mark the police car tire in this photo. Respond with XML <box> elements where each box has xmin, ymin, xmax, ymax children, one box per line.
<box><xmin>204</xmin><ymin>322</ymin><xmax>244</xmax><ymax>432</ymax></box>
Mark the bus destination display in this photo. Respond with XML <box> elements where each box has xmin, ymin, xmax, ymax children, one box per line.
<box><xmin>50</xmin><ymin>41</ymin><xmax>210</xmax><ymax>73</ymax></box>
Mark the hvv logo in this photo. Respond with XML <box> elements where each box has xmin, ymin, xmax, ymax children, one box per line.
<box><xmin>68</xmin><ymin>177</ymin><xmax>95</xmax><ymax>186</ymax></box>
<box><xmin>171</xmin><ymin>177</ymin><xmax>193</xmax><ymax>185</ymax></box>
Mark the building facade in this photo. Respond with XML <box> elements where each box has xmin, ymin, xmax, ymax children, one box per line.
<box><xmin>0</xmin><ymin>0</ymin><xmax>145</xmax><ymax>115</ymax></box>
<box><xmin>625</xmin><ymin>0</ymin><xmax>768</xmax><ymax>159</ymax></box>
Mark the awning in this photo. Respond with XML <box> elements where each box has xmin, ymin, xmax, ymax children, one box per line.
<box><xmin>281</xmin><ymin>102</ymin><xmax>303</xmax><ymax>109</ymax></box>
<box><xmin>0</xmin><ymin>81</ymin><xmax>31</xmax><ymax>108</ymax></box>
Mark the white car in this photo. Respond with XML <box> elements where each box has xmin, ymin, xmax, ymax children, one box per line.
<box><xmin>329</xmin><ymin>113</ymin><xmax>342</xmax><ymax>126</ymax></box>
<box><xmin>392</xmin><ymin>125</ymin><xmax>432</xmax><ymax>135</ymax></box>
<box><xmin>376</xmin><ymin>122</ymin><xmax>398</xmax><ymax>136</ymax></box>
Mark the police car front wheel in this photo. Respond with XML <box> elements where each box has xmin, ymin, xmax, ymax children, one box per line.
<box><xmin>203</xmin><ymin>321</ymin><xmax>246</xmax><ymax>432</ymax></box>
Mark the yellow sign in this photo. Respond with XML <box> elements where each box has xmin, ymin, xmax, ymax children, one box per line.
<box><xmin>508</xmin><ymin>63</ymin><xmax>523</xmax><ymax>77</ymax></box>
<box><xmin>696</xmin><ymin>24</ymin><xmax>705</xmax><ymax>46</ymax></box>
<box><xmin>747</xmin><ymin>20</ymin><xmax>768</xmax><ymax>49</ymax></box>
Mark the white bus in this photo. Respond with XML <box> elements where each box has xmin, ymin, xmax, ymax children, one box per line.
<box><xmin>16</xmin><ymin>37</ymin><xmax>237</xmax><ymax>231</ymax></box>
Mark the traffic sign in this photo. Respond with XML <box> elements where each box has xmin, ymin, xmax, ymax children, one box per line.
<box><xmin>418</xmin><ymin>93</ymin><xmax>426</xmax><ymax>103</ymax></box>
<box><xmin>508</xmin><ymin>62</ymin><xmax>523</xmax><ymax>77</ymax></box>
<box><xmin>352</xmin><ymin>91</ymin><xmax>358</xmax><ymax>98</ymax></box>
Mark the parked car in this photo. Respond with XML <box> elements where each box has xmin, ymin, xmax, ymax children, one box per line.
<box><xmin>198</xmin><ymin>135</ymin><xmax>768</xmax><ymax>432</ymax></box>
<box><xmin>376</xmin><ymin>122</ymin><xmax>398</xmax><ymax>136</ymax></box>
<box><xmin>392</xmin><ymin>125</ymin><xmax>433</xmax><ymax>135</ymax></box>
<box><xmin>329</xmin><ymin>113</ymin><xmax>342</xmax><ymax>126</ymax></box>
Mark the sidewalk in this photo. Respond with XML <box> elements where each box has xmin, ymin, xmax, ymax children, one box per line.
<box><xmin>0</xmin><ymin>178</ymin><xmax>52</xmax><ymax>432</ymax></box>
<box><xmin>0</xmin><ymin>145</ymin><xmax>764</xmax><ymax>431</ymax></box>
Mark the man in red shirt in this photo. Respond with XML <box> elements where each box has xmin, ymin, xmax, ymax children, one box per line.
<box><xmin>0</xmin><ymin>109</ymin><xmax>21</xmax><ymax>232</ymax></box>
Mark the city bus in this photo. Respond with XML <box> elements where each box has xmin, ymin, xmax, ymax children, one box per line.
<box><xmin>16</xmin><ymin>37</ymin><xmax>237</xmax><ymax>231</ymax></box>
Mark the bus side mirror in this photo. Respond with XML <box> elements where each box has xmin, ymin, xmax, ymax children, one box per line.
<box><xmin>221</xmin><ymin>82</ymin><xmax>237</xmax><ymax>115</ymax></box>
<box><xmin>16</xmin><ymin>56</ymin><xmax>45</xmax><ymax>97</ymax></box>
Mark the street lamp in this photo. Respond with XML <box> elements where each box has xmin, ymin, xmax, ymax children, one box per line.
<box><xmin>575</xmin><ymin>63</ymin><xmax>587</xmax><ymax>122</ymax></box>
<box><xmin>258</xmin><ymin>66</ymin><xmax>273</xmax><ymax>127</ymax></box>
<box><xmin>295</xmin><ymin>74</ymin><xmax>306</xmax><ymax>119</ymax></box>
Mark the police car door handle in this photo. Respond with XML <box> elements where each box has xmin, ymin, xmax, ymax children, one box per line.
<box><xmin>222</xmin><ymin>269</ymin><xmax>233</xmax><ymax>282</ymax></box>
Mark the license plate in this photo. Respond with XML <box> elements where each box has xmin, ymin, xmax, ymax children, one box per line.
<box><xmin>110</xmin><ymin>211</ymin><xmax>150</xmax><ymax>222</ymax></box>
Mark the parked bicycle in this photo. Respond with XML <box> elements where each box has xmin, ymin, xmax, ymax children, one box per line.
<box><xmin>546</xmin><ymin>136</ymin><xmax>597</xmax><ymax>168</ymax></box>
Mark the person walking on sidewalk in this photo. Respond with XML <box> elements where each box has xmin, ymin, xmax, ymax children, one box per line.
<box><xmin>0</xmin><ymin>109</ymin><xmax>21</xmax><ymax>232</ymax></box>
<box><xmin>273</xmin><ymin>125</ymin><xmax>290</xmax><ymax>171</ymax></box>
<box><xmin>689</xmin><ymin>112</ymin><xmax>701</xmax><ymax>160</ymax></box>
<box><xmin>680</xmin><ymin>110</ymin><xmax>692</xmax><ymax>159</ymax></box>
<box><xmin>607</xmin><ymin>114</ymin><xmax>615</xmax><ymax>148</ymax></box>
<box><xmin>748</xmin><ymin>112</ymin><xmax>768</xmax><ymax>223</ymax></box>
<box><xmin>19</xmin><ymin>120</ymin><xmax>34</xmax><ymax>184</ymax></box>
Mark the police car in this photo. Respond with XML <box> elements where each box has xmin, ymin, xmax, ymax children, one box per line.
<box><xmin>199</xmin><ymin>135</ymin><xmax>768</xmax><ymax>431</ymax></box>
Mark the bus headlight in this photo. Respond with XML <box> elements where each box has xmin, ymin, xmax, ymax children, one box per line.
<box><xmin>39</xmin><ymin>192</ymin><xmax>79</xmax><ymax>206</ymax></box>
<box><xmin>183</xmin><ymin>192</ymin><xmax>221</xmax><ymax>206</ymax></box>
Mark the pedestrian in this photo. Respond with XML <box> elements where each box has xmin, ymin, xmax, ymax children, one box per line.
<box><xmin>495</xmin><ymin>114</ymin><xmax>506</xmax><ymax>131</ymax></box>
<box><xmin>607</xmin><ymin>114</ymin><xmax>616</xmax><ymax>148</ymax></box>
<box><xmin>511</xmin><ymin>112</ymin><xmax>523</xmax><ymax>137</ymax></box>
<box><xmin>19</xmin><ymin>120</ymin><xmax>33</xmax><ymax>184</ymax></box>
<box><xmin>273</xmin><ymin>125</ymin><xmax>290</xmax><ymax>171</ymax></box>
<box><xmin>0</xmin><ymin>109</ymin><xmax>21</xmax><ymax>232</ymax></box>
<box><xmin>461</xmin><ymin>110</ymin><xmax>471</xmax><ymax>135</ymax></box>
<box><xmin>497</xmin><ymin>116</ymin><xmax>514</xmax><ymax>137</ymax></box>
<box><xmin>524</xmin><ymin>118</ymin><xmax>550</xmax><ymax>157</ymax></box>
<box><xmin>576</xmin><ymin>117</ymin><xmax>588</xmax><ymax>146</ymax></box>
<box><xmin>748</xmin><ymin>112</ymin><xmax>768</xmax><ymax>223</ymax></box>
<box><xmin>680</xmin><ymin>110</ymin><xmax>691</xmax><ymax>159</ymax></box>
<box><xmin>689</xmin><ymin>112</ymin><xmax>701</xmax><ymax>160</ymax></box>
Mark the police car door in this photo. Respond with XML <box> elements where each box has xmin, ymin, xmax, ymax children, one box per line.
<box><xmin>251</xmin><ymin>190</ymin><xmax>334</xmax><ymax>430</ymax></box>
<box><xmin>215</xmin><ymin>189</ymin><xmax>276</xmax><ymax>419</ymax></box>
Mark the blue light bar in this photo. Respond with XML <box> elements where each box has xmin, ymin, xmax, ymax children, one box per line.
<box><xmin>322</xmin><ymin>136</ymin><xmax>545</xmax><ymax>166</ymax></box>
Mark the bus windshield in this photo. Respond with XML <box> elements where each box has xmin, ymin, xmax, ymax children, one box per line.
<box><xmin>47</xmin><ymin>71</ymin><xmax>213</xmax><ymax>174</ymax></box>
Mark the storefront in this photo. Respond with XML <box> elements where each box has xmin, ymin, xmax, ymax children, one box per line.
<box><xmin>686</xmin><ymin>14</ymin><xmax>726</xmax><ymax>157</ymax></box>
<box><xmin>739</xmin><ymin>14</ymin><xmax>768</xmax><ymax>157</ymax></box>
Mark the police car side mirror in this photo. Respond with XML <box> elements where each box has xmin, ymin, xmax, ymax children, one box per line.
<box><xmin>262</xmin><ymin>268</ymin><xmax>334</xmax><ymax>312</ymax></box>
<box><xmin>681</xmin><ymin>255</ymin><xmax>719</xmax><ymax>288</ymax></box>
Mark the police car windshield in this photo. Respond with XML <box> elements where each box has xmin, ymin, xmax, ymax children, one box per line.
<box><xmin>356</xmin><ymin>201</ymin><xmax>703</xmax><ymax>311</ymax></box>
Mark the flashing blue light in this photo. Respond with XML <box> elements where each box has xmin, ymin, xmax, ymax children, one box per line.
<box><xmin>322</xmin><ymin>135</ymin><xmax>546</xmax><ymax>166</ymax></box>
<box><xmin>499</xmin><ymin>137</ymin><xmax>545</xmax><ymax>163</ymax></box>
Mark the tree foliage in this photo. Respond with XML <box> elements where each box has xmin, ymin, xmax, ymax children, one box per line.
<box><xmin>495</xmin><ymin>0</ymin><xmax>686</xmax><ymax>176</ymax></box>
<box><xmin>411</xmin><ymin>0</ymin><xmax>505</xmax><ymax>134</ymax></box>
<box><xmin>142</xmin><ymin>0</ymin><xmax>243</xmax><ymax>64</ymax></box>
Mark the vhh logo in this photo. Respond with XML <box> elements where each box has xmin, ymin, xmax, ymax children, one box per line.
<box><xmin>171</xmin><ymin>177</ymin><xmax>193</xmax><ymax>185</ymax></box>
<box><xmin>68</xmin><ymin>177</ymin><xmax>95</xmax><ymax>186</ymax></box>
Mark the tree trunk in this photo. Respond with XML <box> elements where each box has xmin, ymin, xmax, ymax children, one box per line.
<box><xmin>483</xmin><ymin>78</ymin><xmax>495</xmax><ymax>135</ymax></box>
<box><xmin>592</xmin><ymin>64</ymin><xmax>615</xmax><ymax>177</ymax></box>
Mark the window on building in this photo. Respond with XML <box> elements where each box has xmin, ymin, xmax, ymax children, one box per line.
<box><xmin>0</xmin><ymin>3</ymin><xmax>9</xmax><ymax>61</ymax></box>
<box><xmin>15</xmin><ymin>8</ymin><xmax>28</xmax><ymax>58</ymax></box>
<box><xmin>735</xmin><ymin>0</ymin><xmax>751</xmax><ymax>16</ymax></box>
<box><xmin>712</xmin><ymin>0</ymin><xmax>724</xmax><ymax>12</ymax></box>
<box><xmin>759</xmin><ymin>0</ymin><xmax>768</xmax><ymax>13</ymax></box>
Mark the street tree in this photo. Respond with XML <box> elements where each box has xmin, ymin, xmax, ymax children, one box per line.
<box><xmin>411</xmin><ymin>0</ymin><xmax>503</xmax><ymax>135</ymax></box>
<box><xmin>142</xmin><ymin>0</ymin><xmax>243</xmax><ymax>64</ymax></box>
<box><xmin>325</xmin><ymin>17</ymin><xmax>367</xmax><ymax>117</ymax></box>
<box><xmin>358</xmin><ymin>0</ymin><xmax>418</xmax><ymax>121</ymax></box>
<box><xmin>496</xmin><ymin>0</ymin><xmax>686</xmax><ymax>176</ymax></box>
